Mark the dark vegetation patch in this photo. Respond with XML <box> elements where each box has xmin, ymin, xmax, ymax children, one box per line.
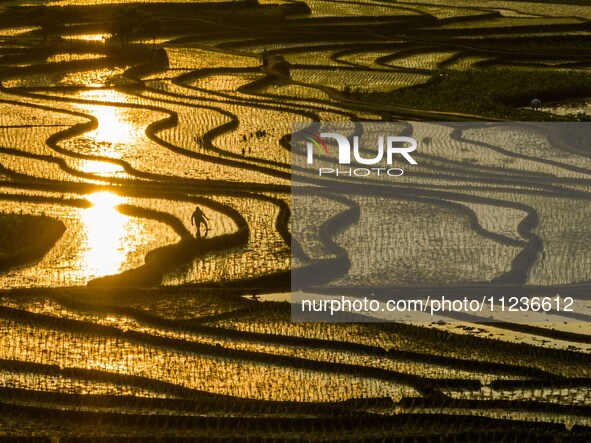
<box><xmin>0</xmin><ymin>213</ymin><xmax>65</xmax><ymax>271</ymax></box>
<box><xmin>463</xmin><ymin>35</ymin><xmax>591</xmax><ymax>53</ymax></box>
<box><xmin>364</xmin><ymin>68</ymin><xmax>591</xmax><ymax>120</ymax></box>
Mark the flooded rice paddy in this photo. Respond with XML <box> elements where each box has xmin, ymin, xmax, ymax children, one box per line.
<box><xmin>0</xmin><ymin>0</ymin><xmax>590</xmax><ymax>438</ymax></box>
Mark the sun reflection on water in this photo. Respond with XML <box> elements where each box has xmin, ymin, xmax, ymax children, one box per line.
<box><xmin>81</xmin><ymin>192</ymin><xmax>127</xmax><ymax>279</ymax></box>
<box><xmin>70</xmin><ymin>34</ymin><xmax>106</xmax><ymax>42</ymax></box>
<box><xmin>90</xmin><ymin>106</ymin><xmax>134</xmax><ymax>145</ymax></box>
<box><xmin>82</xmin><ymin>160</ymin><xmax>125</xmax><ymax>176</ymax></box>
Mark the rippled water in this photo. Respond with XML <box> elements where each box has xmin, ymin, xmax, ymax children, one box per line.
<box><xmin>0</xmin><ymin>192</ymin><xmax>179</xmax><ymax>288</ymax></box>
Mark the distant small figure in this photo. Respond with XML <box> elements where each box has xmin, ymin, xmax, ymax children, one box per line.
<box><xmin>191</xmin><ymin>205</ymin><xmax>209</xmax><ymax>238</ymax></box>
<box><xmin>241</xmin><ymin>147</ymin><xmax>246</xmax><ymax>156</ymax></box>
<box><xmin>531</xmin><ymin>98</ymin><xmax>542</xmax><ymax>110</ymax></box>
<box><xmin>262</xmin><ymin>49</ymin><xmax>269</xmax><ymax>68</ymax></box>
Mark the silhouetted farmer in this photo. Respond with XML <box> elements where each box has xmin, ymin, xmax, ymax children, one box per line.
<box><xmin>191</xmin><ymin>205</ymin><xmax>209</xmax><ymax>238</ymax></box>
<box><xmin>262</xmin><ymin>49</ymin><xmax>269</xmax><ymax>68</ymax></box>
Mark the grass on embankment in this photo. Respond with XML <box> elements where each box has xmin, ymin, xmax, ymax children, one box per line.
<box><xmin>364</xmin><ymin>68</ymin><xmax>591</xmax><ymax>121</ymax></box>
<box><xmin>0</xmin><ymin>213</ymin><xmax>65</xmax><ymax>271</ymax></box>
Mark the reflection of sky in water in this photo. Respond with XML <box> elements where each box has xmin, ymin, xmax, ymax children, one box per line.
<box><xmin>0</xmin><ymin>193</ymin><xmax>179</xmax><ymax>288</ymax></box>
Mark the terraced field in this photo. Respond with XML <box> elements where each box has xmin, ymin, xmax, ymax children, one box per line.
<box><xmin>0</xmin><ymin>0</ymin><xmax>590</xmax><ymax>439</ymax></box>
